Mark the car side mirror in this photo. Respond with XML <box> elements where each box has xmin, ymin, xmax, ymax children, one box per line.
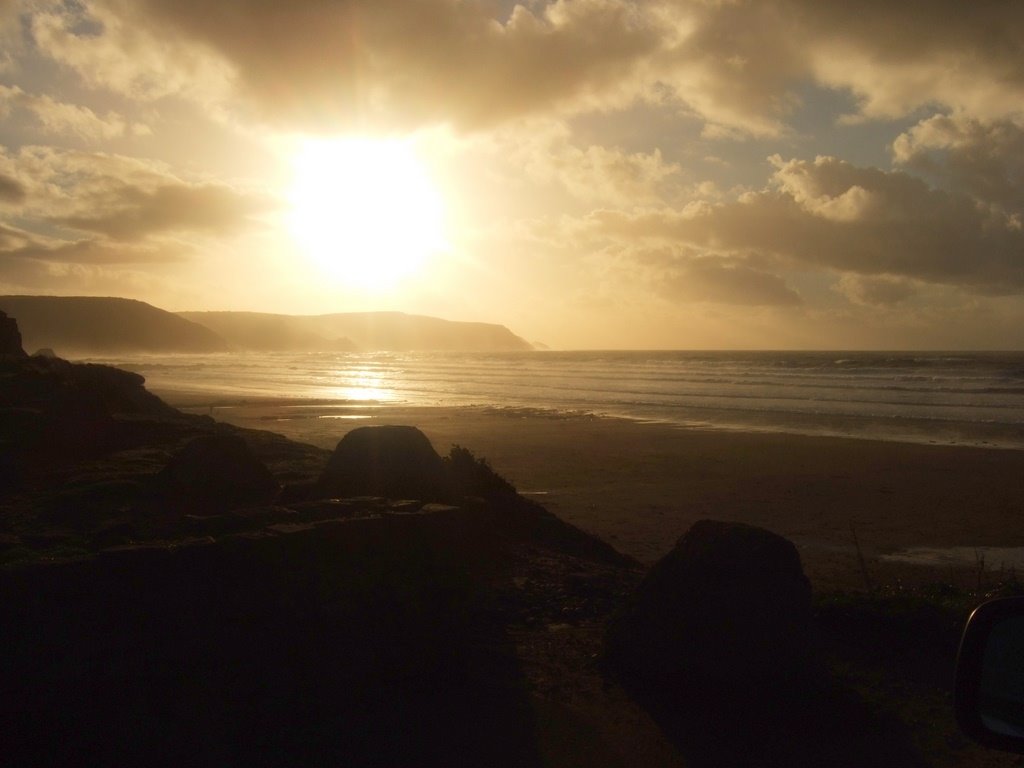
<box><xmin>955</xmin><ymin>597</ymin><xmax>1024</xmax><ymax>753</ymax></box>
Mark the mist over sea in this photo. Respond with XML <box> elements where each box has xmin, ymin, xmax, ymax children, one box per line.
<box><xmin>88</xmin><ymin>350</ymin><xmax>1024</xmax><ymax>450</ymax></box>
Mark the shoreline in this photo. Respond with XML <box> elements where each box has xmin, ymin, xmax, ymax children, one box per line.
<box><xmin>155</xmin><ymin>388</ymin><xmax>1024</xmax><ymax>451</ymax></box>
<box><xmin>156</xmin><ymin>389</ymin><xmax>1024</xmax><ymax>592</ymax></box>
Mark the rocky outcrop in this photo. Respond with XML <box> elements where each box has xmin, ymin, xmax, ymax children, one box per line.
<box><xmin>152</xmin><ymin>433</ymin><xmax>280</xmax><ymax>513</ymax></box>
<box><xmin>0</xmin><ymin>310</ymin><xmax>26</xmax><ymax>358</ymax></box>
<box><xmin>316</xmin><ymin>425</ymin><xmax>446</xmax><ymax>501</ymax></box>
<box><xmin>605</xmin><ymin>520</ymin><xmax>813</xmax><ymax>683</ymax></box>
<box><xmin>0</xmin><ymin>344</ymin><xmax>646</xmax><ymax>766</ymax></box>
<box><xmin>1</xmin><ymin>351</ymin><xmax>176</xmax><ymax>419</ymax></box>
<box><xmin>0</xmin><ymin>345</ymin><xmax>205</xmax><ymax>502</ymax></box>
<box><xmin>0</xmin><ymin>507</ymin><xmax>520</xmax><ymax>766</ymax></box>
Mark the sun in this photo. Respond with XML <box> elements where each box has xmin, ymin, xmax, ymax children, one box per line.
<box><xmin>287</xmin><ymin>136</ymin><xmax>447</xmax><ymax>289</ymax></box>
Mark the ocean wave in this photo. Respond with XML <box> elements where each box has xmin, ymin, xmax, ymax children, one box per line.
<box><xmin>115</xmin><ymin>349</ymin><xmax>1024</xmax><ymax>447</ymax></box>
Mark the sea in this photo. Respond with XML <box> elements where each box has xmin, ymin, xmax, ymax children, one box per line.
<box><xmin>84</xmin><ymin>350</ymin><xmax>1024</xmax><ymax>450</ymax></box>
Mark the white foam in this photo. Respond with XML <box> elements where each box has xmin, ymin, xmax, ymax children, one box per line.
<box><xmin>880</xmin><ymin>546</ymin><xmax>1024</xmax><ymax>570</ymax></box>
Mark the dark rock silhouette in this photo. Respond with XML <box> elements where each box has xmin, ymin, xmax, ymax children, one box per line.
<box><xmin>33</xmin><ymin>347</ymin><xmax>57</xmax><ymax>358</ymax></box>
<box><xmin>0</xmin><ymin>331</ymin><xmax>933</xmax><ymax>767</ymax></box>
<box><xmin>1</xmin><ymin>354</ymin><xmax>178</xmax><ymax>428</ymax></box>
<box><xmin>316</xmin><ymin>425</ymin><xmax>446</xmax><ymax>500</ymax></box>
<box><xmin>0</xmin><ymin>510</ymin><xmax>542</xmax><ymax>767</ymax></box>
<box><xmin>0</xmin><ymin>316</ymin><xmax>235</xmax><ymax>521</ymax></box>
<box><xmin>602</xmin><ymin>521</ymin><xmax>926</xmax><ymax>767</ymax></box>
<box><xmin>442</xmin><ymin>444</ymin><xmax>518</xmax><ymax>500</ymax></box>
<box><xmin>0</xmin><ymin>310</ymin><xmax>26</xmax><ymax>357</ymax></box>
<box><xmin>153</xmin><ymin>433</ymin><xmax>279</xmax><ymax>513</ymax></box>
<box><xmin>605</xmin><ymin>519</ymin><xmax>812</xmax><ymax>683</ymax></box>
<box><xmin>0</xmin><ymin>325</ymin><xmax>186</xmax><ymax>490</ymax></box>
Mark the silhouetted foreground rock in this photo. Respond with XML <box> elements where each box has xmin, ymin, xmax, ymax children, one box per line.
<box><xmin>0</xmin><ymin>333</ymin><xmax>633</xmax><ymax>767</ymax></box>
<box><xmin>152</xmin><ymin>432</ymin><xmax>279</xmax><ymax>513</ymax></box>
<box><xmin>317</xmin><ymin>424</ymin><xmax>446</xmax><ymax>500</ymax></box>
<box><xmin>602</xmin><ymin>522</ymin><xmax>927</xmax><ymax>768</ymax></box>
<box><xmin>0</xmin><ymin>316</ymin><xmax>199</xmax><ymax>498</ymax></box>
<box><xmin>605</xmin><ymin>520</ymin><xmax>813</xmax><ymax>683</ymax></box>
<box><xmin>0</xmin><ymin>508</ymin><xmax>537</xmax><ymax>767</ymax></box>
<box><xmin>0</xmin><ymin>309</ymin><xmax>26</xmax><ymax>357</ymax></box>
<box><xmin>0</xmin><ymin>352</ymin><xmax>178</xmax><ymax>426</ymax></box>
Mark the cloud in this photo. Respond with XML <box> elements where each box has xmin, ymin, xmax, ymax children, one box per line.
<box><xmin>0</xmin><ymin>84</ymin><xmax>149</xmax><ymax>140</ymax></box>
<box><xmin>26</xmin><ymin>0</ymin><xmax>660</xmax><ymax>130</ymax></box>
<box><xmin>501</xmin><ymin>121</ymin><xmax>683</xmax><ymax>205</ymax></box>
<box><xmin>662</xmin><ymin>255</ymin><xmax>802</xmax><ymax>306</ymax></box>
<box><xmin>0</xmin><ymin>252</ymin><xmax>171</xmax><ymax>297</ymax></box>
<box><xmin>651</xmin><ymin>0</ymin><xmax>1024</xmax><ymax>134</ymax></box>
<box><xmin>20</xmin><ymin>1</ymin><xmax>1024</xmax><ymax>138</ymax></box>
<box><xmin>0</xmin><ymin>145</ymin><xmax>272</xmax><ymax>240</ymax></box>
<box><xmin>799</xmin><ymin>0</ymin><xmax>1024</xmax><ymax>122</ymax></box>
<box><xmin>29</xmin><ymin>1</ymin><xmax>231</xmax><ymax>104</ymax></box>
<box><xmin>0</xmin><ymin>143</ymin><xmax>272</xmax><ymax>301</ymax></box>
<box><xmin>893</xmin><ymin>114</ymin><xmax>1024</xmax><ymax>214</ymax></box>
<box><xmin>647</xmin><ymin>2</ymin><xmax>806</xmax><ymax>138</ymax></box>
<box><xmin>3</xmin><ymin>237</ymin><xmax>183</xmax><ymax>264</ymax></box>
<box><xmin>585</xmin><ymin>155</ymin><xmax>1024</xmax><ymax>294</ymax></box>
<box><xmin>543</xmin><ymin>142</ymin><xmax>681</xmax><ymax>205</ymax></box>
<box><xmin>52</xmin><ymin>182</ymin><xmax>272</xmax><ymax>241</ymax></box>
<box><xmin>0</xmin><ymin>171</ymin><xmax>25</xmax><ymax>203</ymax></box>
<box><xmin>0</xmin><ymin>220</ymin><xmax>184</xmax><ymax>263</ymax></box>
<box><xmin>835</xmin><ymin>274</ymin><xmax>916</xmax><ymax>306</ymax></box>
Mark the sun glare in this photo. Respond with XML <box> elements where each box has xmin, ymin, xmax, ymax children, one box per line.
<box><xmin>287</xmin><ymin>137</ymin><xmax>447</xmax><ymax>290</ymax></box>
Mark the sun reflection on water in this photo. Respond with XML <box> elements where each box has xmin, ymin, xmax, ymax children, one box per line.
<box><xmin>317</xmin><ymin>367</ymin><xmax>396</xmax><ymax>402</ymax></box>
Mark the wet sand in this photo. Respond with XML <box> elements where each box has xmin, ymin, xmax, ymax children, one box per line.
<box><xmin>159</xmin><ymin>391</ymin><xmax>1024</xmax><ymax>592</ymax></box>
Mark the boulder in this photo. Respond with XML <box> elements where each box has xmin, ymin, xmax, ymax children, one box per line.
<box><xmin>0</xmin><ymin>310</ymin><xmax>26</xmax><ymax>357</ymax></box>
<box><xmin>316</xmin><ymin>426</ymin><xmax>445</xmax><ymax>501</ymax></box>
<box><xmin>154</xmin><ymin>433</ymin><xmax>279</xmax><ymax>513</ymax></box>
<box><xmin>605</xmin><ymin>520</ymin><xmax>812</xmax><ymax>683</ymax></box>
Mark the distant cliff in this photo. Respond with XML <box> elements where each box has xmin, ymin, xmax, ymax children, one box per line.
<box><xmin>181</xmin><ymin>311</ymin><xmax>534</xmax><ymax>352</ymax></box>
<box><xmin>176</xmin><ymin>311</ymin><xmax>358</xmax><ymax>352</ymax></box>
<box><xmin>0</xmin><ymin>296</ymin><xmax>229</xmax><ymax>354</ymax></box>
<box><xmin>0</xmin><ymin>296</ymin><xmax>532</xmax><ymax>354</ymax></box>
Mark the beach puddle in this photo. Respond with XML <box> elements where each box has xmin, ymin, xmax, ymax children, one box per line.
<box><xmin>881</xmin><ymin>546</ymin><xmax>1024</xmax><ymax>570</ymax></box>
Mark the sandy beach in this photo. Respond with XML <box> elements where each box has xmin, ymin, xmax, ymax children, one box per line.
<box><xmin>160</xmin><ymin>391</ymin><xmax>1024</xmax><ymax>592</ymax></box>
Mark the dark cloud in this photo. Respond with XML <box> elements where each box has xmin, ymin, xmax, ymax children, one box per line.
<box><xmin>665</xmin><ymin>257</ymin><xmax>801</xmax><ymax>306</ymax></box>
<box><xmin>0</xmin><ymin>221</ymin><xmax>30</xmax><ymax>250</ymax></box>
<box><xmin>794</xmin><ymin>0</ymin><xmax>1024</xmax><ymax>71</ymax></box>
<box><xmin>0</xmin><ymin>154</ymin><xmax>223</xmax><ymax>268</ymax></box>
<box><xmin>27</xmin><ymin>1</ymin><xmax>1024</xmax><ymax>135</ymax></box>
<box><xmin>652</xmin><ymin>2</ymin><xmax>806</xmax><ymax>136</ymax></box>
<box><xmin>588</xmin><ymin>156</ymin><xmax>1024</xmax><ymax>294</ymax></box>
<box><xmin>893</xmin><ymin>115</ymin><xmax>1024</xmax><ymax>213</ymax></box>
<box><xmin>52</xmin><ymin>182</ymin><xmax>272</xmax><ymax>241</ymax></box>
<box><xmin>0</xmin><ymin>172</ymin><xmax>26</xmax><ymax>203</ymax></box>
<box><xmin>0</xmin><ymin>254</ymin><xmax>166</xmax><ymax>297</ymax></box>
<box><xmin>0</xmin><ymin>220</ymin><xmax>184</xmax><ymax>263</ymax></box>
<box><xmin>4</xmin><ymin>238</ymin><xmax>183</xmax><ymax>263</ymax></box>
<box><xmin>836</xmin><ymin>274</ymin><xmax>916</xmax><ymax>306</ymax></box>
<box><xmin>661</xmin><ymin>0</ymin><xmax>1024</xmax><ymax>130</ymax></box>
<box><xmin>111</xmin><ymin>0</ymin><xmax>659</xmax><ymax>129</ymax></box>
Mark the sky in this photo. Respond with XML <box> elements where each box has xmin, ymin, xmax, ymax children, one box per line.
<box><xmin>0</xmin><ymin>0</ymin><xmax>1023</xmax><ymax>349</ymax></box>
